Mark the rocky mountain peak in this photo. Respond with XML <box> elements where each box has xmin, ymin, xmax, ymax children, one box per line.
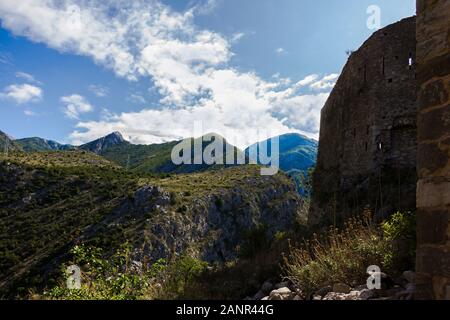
<box><xmin>80</xmin><ymin>131</ymin><xmax>128</xmax><ymax>154</ymax></box>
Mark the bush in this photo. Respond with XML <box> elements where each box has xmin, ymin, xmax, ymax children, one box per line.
<box><xmin>283</xmin><ymin>214</ymin><xmax>388</xmax><ymax>296</ymax></box>
<box><xmin>45</xmin><ymin>245</ymin><xmax>164</xmax><ymax>300</ymax></box>
<box><xmin>283</xmin><ymin>211</ymin><xmax>417</xmax><ymax>296</ymax></box>
<box><xmin>155</xmin><ymin>256</ymin><xmax>208</xmax><ymax>300</ymax></box>
<box><xmin>44</xmin><ymin>244</ymin><xmax>209</xmax><ymax>300</ymax></box>
<box><xmin>381</xmin><ymin>211</ymin><xmax>416</xmax><ymax>272</ymax></box>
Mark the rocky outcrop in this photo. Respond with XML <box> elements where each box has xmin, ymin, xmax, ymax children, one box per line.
<box><xmin>310</xmin><ymin>17</ymin><xmax>417</xmax><ymax>226</ymax></box>
<box><xmin>415</xmin><ymin>0</ymin><xmax>450</xmax><ymax>300</ymax></box>
<box><xmin>107</xmin><ymin>174</ymin><xmax>305</xmax><ymax>264</ymax></box>
<box><xmin>80</xmin><ymin>131</ymin><xmax>127</xmax><ymax>154</ymax></box>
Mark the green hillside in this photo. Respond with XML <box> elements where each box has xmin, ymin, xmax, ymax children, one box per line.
<box><xmin>15</xmin><ymin>137</ymin><xmax>75</xmax><ymax>152</ymax></box>
<box><xmin>0</xmin><ymin>131</ymin><xmax>23</xmax><ymax>153</ymax></box>
<box><xmin>245</xmin><ymin>133</ymin><xmax>318</xmax><ymax>194</ymax></box>
<box><xmin>0</xmin><ymin>151</ymin><xmax>304</xmax><ymax>298</ymax></box>
<box><xmin>94</xmin><ymin>133</ymin><xmax>245</xmax><ymax>174</ymax></box>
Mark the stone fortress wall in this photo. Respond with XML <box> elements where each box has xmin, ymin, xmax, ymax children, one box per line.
<box><xmin>310</xmin><ymin>0</ymin><xmax>450</xmax><ymax>299</ymax></box>
<box><xmin>415</xmin><ymin>0</ymin><xmax>450</xmax><ymax>300</ymax></box>
<box><xmin>310</xmin><ymin>17</ymin><xmax>417</xmax><ymax>226</ymax></box>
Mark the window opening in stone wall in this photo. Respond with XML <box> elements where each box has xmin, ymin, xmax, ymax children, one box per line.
<box><xmin>382</xmin><ymin>57</ymin><xmax>385</xmax><ymax>75</ymax></box>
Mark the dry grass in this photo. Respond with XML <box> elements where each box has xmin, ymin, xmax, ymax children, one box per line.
<box><xmin>283</xmin><ymin>214</ymin><xmax>389</xmax><ymax>296</ymax></box>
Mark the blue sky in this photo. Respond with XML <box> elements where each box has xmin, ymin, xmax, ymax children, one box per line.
<box><xmin>0</xmin><ymin>0</ymin><xmax>415</xmax><ymax>148</ymax></box>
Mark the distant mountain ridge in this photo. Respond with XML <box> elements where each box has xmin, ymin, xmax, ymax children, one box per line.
<box><xmin>245</xmin><ymin>133</ymin><xmax>317</xmax><ymax>171</ymax></box>
<box><xmin>245</xmin><ymin>133</ymin><xmax>318</xmax><ymax>194</ymax></box>
<box><xmin>0</xmin><ymin>130</ymin><xmax>23</xmax><ymax>152</ymax></box>
<box><xmin>0</xmin><ymin>130</ymin><xmax>318</xmax><ymax>193</ymax></box>
<box><xmin>16</xmin><ymin>137</ymin><xmax>75</xmax><ymax>152</ymax></box>
<box><xmin>94</xmin><ymin>132</ymin><xmax>244</xmax><ymax>174</ymax></box>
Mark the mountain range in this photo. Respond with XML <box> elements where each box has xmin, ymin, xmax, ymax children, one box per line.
<box><xmin>0</xmin><ymin>129</ymin><xmax>317</xmax><ymax>189</ymax></box>
<box><xmin>0</xmin><ymin>128</ymin><xmax>316</xmax><ymax>298</ymax></box>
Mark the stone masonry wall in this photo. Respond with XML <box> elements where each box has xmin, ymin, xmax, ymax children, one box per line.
<box><xmin>310</xmin><ymin>17</ymin><xmax>417</xmax><ymax>226</ymax></box>
<box><xmin>415</xmin><ymin>0</ymin><xmax>450</xmax><ymax>300</ymax></box>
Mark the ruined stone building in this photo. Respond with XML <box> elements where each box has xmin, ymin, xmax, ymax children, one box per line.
<box><xmin>310</xmin><ymin>17</ymin><xmax>418</xmax><ymax>226</ymax></box>
<box><xmin>310</xmin><ymin>0</ymin><xmax>450</xmax><ymax>299</ymax></box>
<box><xmin>415</xmin><ymin>0</ymin><xmax>450</xmax><ymax>300</ymax></box>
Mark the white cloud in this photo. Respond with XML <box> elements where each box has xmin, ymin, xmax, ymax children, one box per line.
<box><xmin>310</xmin><ymin>73</ymin><xmax>339</xmax><ymax>90</ymax></box>
<box><xmin>0</xmin><ymin>51</ymin><xmax>13</xmax><ymax>65</ymax></box>
<box><xmin>88</xmin><ymin>84</ymin><xmax>109</xmax><ymax>97</ymax></box>
<box><xmin>295</xmin><ymin>74</ymin><xmax>319</xmax><ymax>88</ymax></box>
<box><xmin>276</xmin><ymin>47</ymin><xmax>286</xmax><ymax>54</ymax></box>
<box><xmin>61</xmin><ymin>94</ymin><xmax>93</xmax><ymax>119</ymax></box>
<box><xmin>0</xmin><ymin>83</ymin><xmax>42</xmax><ymax>104</ymax></box>
<box><xmin>15</xmin><ymin>71</ymin><xmax>41</xmax><ymax>84</ymax></box>
<box><xmin>230</xmin><ymin>32</ymin><xmax>245</xmax><ymax>43</ymax></box>
<box><xmin>0</xmin><ymin>0</ymin><xmax>337</xmax><ymax>147</ymax></box>
<box><xmin>24</xmin><ymin>109</ymin><xmax>37</xmax><ymax>116</ymax></box>
<box><xmin>128</xmin><ymin>93</ymin><xmax>146</xmax><ymax>104</ymax></box>
<box><xmin>270</xmin><ymin>93</ymin><xmax>330</xmax><ymax>134</ymax></box>
<box><xmin>193</xmin><ymin>0</ymin><xmax>221</xmax><ymax>15</ymax></box>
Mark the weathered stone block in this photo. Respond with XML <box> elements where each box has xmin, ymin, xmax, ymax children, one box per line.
<box><xmin>418</xmin><ymin>79</ymin><xmax>448</xmax><ymax>109</ymax></box>
<box><xmin>416</xmin><ymin>246</ymin><xmax>450</xmax><ymax>276</ymax></box>
<box><xmin>417</xmin><ymin>209</ymin><xmax>449</xmax><ymax>245</ymax></box>
<box><xmin>417</xmin><ymin>141</ymin><xmax>450</xmax><ymax>177</ymax></box>
<box><xmin>414</xmin><ymin>271</ymin><xmax>434</xmax><ymax>300</ymax></box>
<box><xmin>417</xmin><ymin>179</ymin><xmax>450</xmax><ymax>208</ymax></box>
<box><xmin>432</xmin><ymin>276</ymin><xmax>450</xmax><ymax>300</ymax></box>
<box><xmin>418</xmin><ymin>104</ymin><xmax>450</xmax><ymax>141</ymax></box>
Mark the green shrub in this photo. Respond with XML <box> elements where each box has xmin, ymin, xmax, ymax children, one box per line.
<box><xmin>44</xmin><ymin>244</ymin><xmax>209</xmax><ymax>300</ymax></box>
<box><xmin>45</xmin><ymin>245</ymin><xmax>159</xmax><ymax>300</ymax></box>
<box><xmin>156</xmin><ymin>256</ymin><xmax>208</xmax><ymax>300</ymax></box>
<box><xmin>382</xmin><ymin>211</ymin><xmax>416</xmax><ymax>272</ymax></box>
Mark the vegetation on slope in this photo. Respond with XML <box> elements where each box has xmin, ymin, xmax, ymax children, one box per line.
<box><xmin>245</xmin><ymin>133</ymin><xmax>318</xmax><ymax>195</ymax></box>
<box><xmin>15</xmin><ymin>137</ymin><xmax>75</xmax><ymax>152</ymax></box>
<box><xmin>283</xmin><ymin>211</ymin><xmax>416</xmax><ymax>296</ymax></box>
<box><xmin>0</xmin><ymin>131</ymin><xmax>23</xmax><ymax>152</ymax></box>
<box><xmin>0</xmin><ymin>150</ymin><xmax>304</xmax><ymax>298</ymax></box>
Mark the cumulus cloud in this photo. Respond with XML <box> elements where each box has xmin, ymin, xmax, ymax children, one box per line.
<box><xmin>0</xmin><ymin>0</ymin><xmax>338</xmax><ymax>147</ymax></box>
<box><xmin>310</xmin><ymin>73</ymin><xmax>339</xmax><ymax>90</ymax></box>
<box><xmin>275</xmin><ymin>47</ymin><xmax>286</xmax><ymax>54</ymax></box>
<box><xmin>61</xmin><ymin>94</ymin><xmax>93</xmax><ymax>119</ymax></box>
<box><xmin>88</xmin><ymin>84</ymin><xmax>109</xmax><ymax>97</ymax></box>
<box><xmin>0</xmin><ymin>83</ymin><xmax>42</xmax><ymax>104</ymax></box>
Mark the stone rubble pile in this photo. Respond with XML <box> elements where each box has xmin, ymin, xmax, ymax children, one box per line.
<box><xmin>248</xmin><ymin>271</ymin><xmax>416</xmax><ymax>301</ymax></box>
